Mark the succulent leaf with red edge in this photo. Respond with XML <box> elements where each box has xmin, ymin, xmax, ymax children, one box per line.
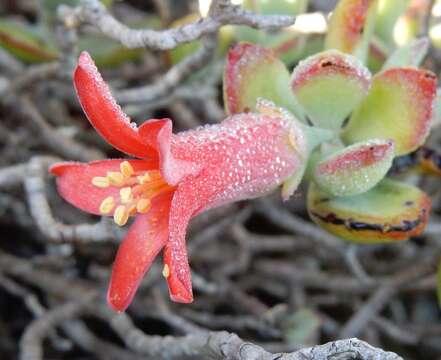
<box><xmin>223</xmin><ymin>40</ymin><xmax>436</xmax><ymax>245</ymax></box>
<box><xmin>291</xmin><ymin>50</ymin><xmax>371</xmax><ymax>130</ymax></box>
<box><xmin>50</xmin><ymin>52</ymin><xmax>330</xmax><ymax>312</ymax></box>
<box><xmin>313</xmin><ymin>139</ymin><xmax>394</xmax><ymax>197</ymax></box>
<box><xmin>342</xmin><ymin>67</ymin><xmax>437</xmax><ymax>156</ymax></box>
<box><xmin>223</xmin><ymin>42</ymin><xmax>306</xmax><ymax>121</ymax></box>
<box><xmin>325</xmin><ymin>0</ymin><xmax>378</xmax><ymax>62</ymax></box>
<box><xmin>308</xmin><ymin>179</ymin><xmax>431</xmax><ymax>243</ymax></box>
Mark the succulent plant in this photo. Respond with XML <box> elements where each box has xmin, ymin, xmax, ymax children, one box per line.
<box><xmin>223</xmin><ymin>0</ymin><xmax>439</xmax><ymax>244</ymax></box>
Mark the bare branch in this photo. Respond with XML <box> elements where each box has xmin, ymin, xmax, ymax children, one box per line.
<box><xmin>19</xmin><ymin>298</ymin><xmax>95</xmax><ymax>360</ymax></box>
<box><xmin>63</xmin><ymin>0</ymin><xmax>294</xmax><ymax>50</ymax></box>
<box><xmin>116</xmin><ymin>33</ymin><xmax>218</xmax><ymax>104</ymax></box>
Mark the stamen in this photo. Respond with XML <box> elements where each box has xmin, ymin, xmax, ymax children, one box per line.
<box><xmin>128</xmin><ymin>204</ymin><xmax>137</xmax><ymax>215</ymax></box>
<box><xmin>91</xmin><ymin>176</ymin><xmax>110</xmax><ymax>188</ymax></box>
<box><xmin>136</xmin><ymin>198</ymin><xmax>151</xmax><ymax>213</ymax></box>
<box><xmin>99</xmin><ymin>196</ymin><xmax>115</xmax><ymax>214</ymax></box>
<box><xmin>107</xmin><ymin>171</ymin><xmax>124</xmax><ymax>186</ymax></box>
<box><xmin>114</xmin><ymin>205</ymin><xmax>129</xmax><ymax>226</ymax></box>
<box><xmin>120</xmin><ymin>161</ymin><xmax>134</xmax><ymax>178</ymax></box>
<box><xmin>137</xmin><ymin>173</ymin><xmax>151</xmax><ymax>184</ymax></box>
<box><xmin>162</xmin><ymin>264</ymin><xmax>170</xmax><ymax>278</ymax></box>
<box><xmin>120</xmin><ymin>187</ymin><xmax>133</xmax><ymax>204</ymax></box>
<box><xmin>149</xmin><ymin>171</ymin><xmax>162</xmax><ymax>180</ymax></box>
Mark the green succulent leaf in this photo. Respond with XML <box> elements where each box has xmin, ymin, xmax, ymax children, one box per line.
<box><xmin>282</xmin><ymin>308</ymin><xmax>321</xmax><ymax>345</ymax></box>
<box><xmin>223</xmin><ymin>43</ymin><xmax>305</xmax><ymax>121</ymax></box>
<box><xmin>235</xmin><ymin>0</ymin><xmax>313</xmax><ymax>66</ymax></box>
<box><xmin>307</xmin><ymin>179</ymin><xmax>431</xmax><ymax>243</ymax></box>
<box><xmin>382</xmin><ymin>37</ymin><xmax>429</xmax><ymax>70</ymax></box>
<box><xmin>0</xmin><ymin>19</ymin><xmax>58</xmax><ymax>63</ymax></box>
<box><xmin>342</xmin><ymin>67</ymin><xmax>437</xmax><ymax>156</ymax></box>
<box><xmin>325</xmin><ymin>0</ymin><xmax>378</xmax><ymax>63</ymax></box>
<box><xmin>313</xmin><ymin>139</ymin><xmax>394</xmax><ymax>197</ymax></box>
<box><xmin>242</xmin><ymin>0</ymin><xmax>308</xmax><ymax>15</ymax></box>
<box><xmin>41</xmin><ymin>0</ymin><xmax>113</xmax><ymax>26</ymax></box>
<box><xmin>375</xmin><ymin>0</ymin><xmax>411</xmax><ymax>45</ymax></box>
<box><xmin>291</xmin><ymin>50</ymin><xmax>371</xmax><ymax>130</ymax></box>
<box><xmin>235</xmin><ymin>27</ymin><xmax>324</xmax><ymax>67</ymax></box>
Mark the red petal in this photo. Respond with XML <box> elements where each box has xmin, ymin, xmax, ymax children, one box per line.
<box><xmin>49</xmin><ymin>159</ymin><xmax>158</xmax><ymax>215</ymax></box>
<box><xmin>162</xmin><ymin>180</ymin><xmax>202</xmax><ymax>303</ymax></box>
<box><xmin>74</xmin><ymin>52</ymin><xmax>156</xmax><ymax>158</ymax></box>
<box><xmin>160</xmin><ymin>112</ymin><xmax>308</xmax><ymax>302</ymax></box>
<box><xmin>107</xmin><ymin>191</ymin><xmax>174</xmax><ymax>312</ymax></box>
<box><xmin>139</xmin><ymin>118</ymin><xmax>200</xmax><ymax>185</ymax></box>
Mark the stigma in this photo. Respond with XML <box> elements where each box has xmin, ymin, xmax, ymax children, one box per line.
<box><xmin>91</xmin><ymin>161</ymin><xmax>171</xmax><ymax>226</ymax></box>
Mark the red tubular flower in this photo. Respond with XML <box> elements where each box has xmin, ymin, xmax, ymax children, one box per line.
<box><xmin>50</xmin><ymin>52</ymin><xmax>323</xmax><ymax>312</ymax></box>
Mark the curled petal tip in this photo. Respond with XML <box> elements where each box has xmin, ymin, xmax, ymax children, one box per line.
<box><xmin>74</xmin><ymin>50</ymin><xmax>155</xmax><ymax>158</ymax></box>
<box><xmin>166</xmin><ymin>273</ymin><xmax>194</xmax><ymax>304</ymax></box>
<box><xmin>169</xmin><ymin>291</ymin><xmax>194</xmax><ymax>304</ymax></box>
<box><xmin>49</xmin><ymin>162</ymin><xmax>73</xmax><ymax>176</ymax></box>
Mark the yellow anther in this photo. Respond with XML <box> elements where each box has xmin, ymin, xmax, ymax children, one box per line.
<box><xmin>120</xmin><ymin>161</ymin><xmax>134</xmax><ymax>178</ymax></box>
<box><xmin>119</xmin><ymin>187</ymin><xmax>133</xmax><ymax>204</ymax></box>
<box><xmin>107</xmin><ymin>171</ymin><xmax>124</xmax><ymax>186</ymax></box>
<box><xmin>162</xmin><ymin>264</ymin><xmax>170</xmax><ymax>278</ymax></box>
<box><xmin>137</xmin><ymin>173</ymin><xmax>151</xmax><ymax>184</ymax></box>
<box><xmin>91</xmin><ymin>176</ymin><xmax>110</xmax><ymax>188</ymax></box>
<box><xmin>99</xmin><ymin>196</ymin><xmax>115</xmax><ymax>214</ymax></box>
<box><xmin>149</xmin><ymin>171</ymin><xmax>162</xmax><ymax>180</ymax></box>
<box><xmin>128</xmin><ymin>204</ymin><xmax>137</xmax><ymax>215</ymax></box>
<box><xmin>289</xmin><ymin>129</ymin><xmax>306</xmax><ymax>160</ymax></box>
<box><xmin>113</xmin><ymin>205</ymin><xmax>129</xmax><ymax>226</ymax></box>
<box><xmin>136</xmin><ymin>198</ymin><xmax>151</xmax><ymax>213</ymax></box>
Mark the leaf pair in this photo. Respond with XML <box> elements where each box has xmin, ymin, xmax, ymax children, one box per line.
<box><xmin>223</xmin><ymin>41</ymin><xmax>436</xmax><ymax>243</ymax></box>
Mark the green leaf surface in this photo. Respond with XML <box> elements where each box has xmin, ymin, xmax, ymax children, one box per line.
<box><xmin>291</xmin><ymin>50</ymin><xmax>371</xmax><ymax>130</ymax></box>
<box><xmin>0</xmin><ymin>19</ymin><xmax>58</xmax><ymax>63</ymax></box>
<box><xmin>375</xmin><ymin>0</ymin><xmax>411</xmax><ymax>45</ymax></box>
<box><xmin>242</xmin><ymin>0</ymin><xmax>308</xmax><ymax>15</ymax></box>
<box><xmin>382</xmin><ymin>37</ymin><xmax>429</xmax><ymax>70</ymax></box>
<box><xmin>313</xmin><ymin>139</ymin><xmax>394</xmax><ymax>196</ymax></box>
<box><xmin>342</xmin><ymin>67</ymin><xmax>437</xmax><ymax>155</ymax></box>
<box><xmin>223</xmin><ymin>43</ymin><xmax>306</xmax><ymax>121</ymax></box>
<box><xmin>282</xmin><ymin>308</ymin><xmax>321</xmax><ymax>345</ymax></box>
<box><xmin>325</xmin><ymin>0</ymin><xmax>378</xmax><ymax>63</ymax></box>
<box><xmin>307</xmin><ymin>179</ymin><xmax>431</xmax><ymax>243</ymax></box>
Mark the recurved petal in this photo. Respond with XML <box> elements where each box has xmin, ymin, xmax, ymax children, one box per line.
<box><xmin>307</xmin><ymin>180</ymin><xmax>431</xmax><ymax>243</ymax></box>
<box><xmin>313</xmin><ymin>139</ymin><xmax>394</xmax><ymax>197</ymax></box>
<box><xmin>342</xmin><ymin>68</ymin><xmax>437</xmax><ymax>156</ymax></box>
<box><xmin>107</xmin><ymin>191</ymin><xmax>174</xmax><ymax>312</ymax></box>
<box><xmin>49</xmin><ymin>159</ymin><xmax>158</xmax><ymax>215</ymax></box>
<box><xmin>74</xmin><ymin>51</ymin><xmax>156</xmax><ymax>158</ymax></box>
<box><xmin>139</xmin><ymin>118</ymin><xmax>200</xmax><ymax>185</ymax></box>
<box><xmin>291</xmin><ymin>50</ymin><xmax>371</xmax><ymax>130</ymax></box>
